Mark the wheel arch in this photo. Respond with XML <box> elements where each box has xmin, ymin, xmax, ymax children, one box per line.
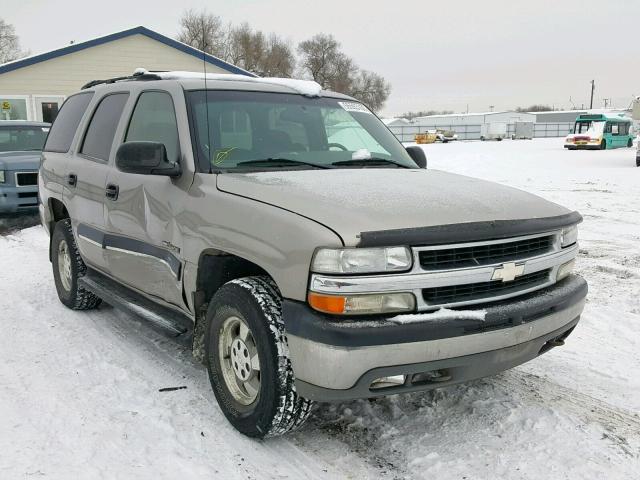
<box><xmin>47</xmin><ymin>198</ymin><xmax>70</xmax><ymax>261</ymax></box>
<box><xmin>190</xmin><ymin>249</ymin><xmax>274</xmax><ymax>363</ymax></box>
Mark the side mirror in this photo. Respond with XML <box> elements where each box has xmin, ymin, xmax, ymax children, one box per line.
<box><xmin>116</xmin><ymin>141</ymin><xmax>181</xmax><ymax>177</ymax></box>
<box><xmin>406</xmin><ymin>146</ymin><xmax>427</xmax><ymax>168</ymax></box>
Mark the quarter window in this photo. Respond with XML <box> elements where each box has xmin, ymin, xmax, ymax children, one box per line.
<box><xmin>125</xmin><ymin>91</ymin><xmax>180</xmax><ymax>162</ymax></box>
<box><xmin>43</xmin><ymin>92</ymin><xmax>94</xmax><ymax>153</ymax></box>
<box><xmin>81</xmin><ymin>93</ymin><xmax>129</xmax><ymax>161</ymax></box>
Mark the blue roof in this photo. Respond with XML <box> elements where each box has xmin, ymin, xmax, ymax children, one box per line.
<box><xmin>0</xmin><ymin>26</ymin><xmax>256</xmax><ymax>77</ymax></box>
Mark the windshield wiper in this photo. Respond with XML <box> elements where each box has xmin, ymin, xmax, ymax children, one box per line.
<box><xmin>331</xmin><ymin>158</ymin><xmax>410</xmax><ymax>168</ymax></box>
<box><xmin>235</xmin><ymin>158</ymin><xmax>333</xmax><ymax>169</ymax></box>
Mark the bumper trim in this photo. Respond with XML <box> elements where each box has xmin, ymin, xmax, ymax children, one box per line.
<box><xmin>283</xmin><ymin>275</ymin><xmax>587</xmax><ymax>347</ymax></box>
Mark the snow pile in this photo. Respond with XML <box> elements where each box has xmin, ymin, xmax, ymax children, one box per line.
<box><xmin>389</xmin><ymin>307</ymin><xmax>486</xmax><ymax>324</ymax></box>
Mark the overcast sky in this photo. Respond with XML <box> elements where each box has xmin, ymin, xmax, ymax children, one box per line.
<box><xmin>5</xmin><ymin>0</ymin><xmax>639</xmax><ymax>116</ymax></box>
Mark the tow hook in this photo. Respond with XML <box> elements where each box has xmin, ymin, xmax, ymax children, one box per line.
<box><xmin>547</xmin><ymin>338</ymin><xmax>565</xmax><ymax>347</ymax></box>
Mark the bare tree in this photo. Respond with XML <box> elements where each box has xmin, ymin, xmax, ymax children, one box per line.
<box><xmin>297</xmin><ymin>34</ymin><xmax>390</xmax><ymax>112</ymax></box>
<box><xmin>515</xmin><ymin>104</ymin><xmax>554</xmax><ymax>112</ymax></box>
<box><xmin>0</xmin><ymin>18</ymin><xmax>25</xmax><ymax>64</ymax></box>
<box><xmin>401</xmin><ymin>110</ymin><xmax>454</xmax><ymax>119</ymax></box>
<box><xmin>177</xmin><ymin>10</ymin><xmax>227</xmax><ymax>58</ymax></box>
<box><xmin>350</xmin><ymin>70</ymin><xmax>390</xmax><ymax>113</ymax></box>
<box><xmin>261</xmin><ymin>34</ymin><xmax>295</xmax><ymax>77</ymax></box>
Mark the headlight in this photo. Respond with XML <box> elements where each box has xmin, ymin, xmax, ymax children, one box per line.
<box><xmin>561</xmin><ymin>225</ymin><xmax>578</xmax><ymax>247</ymax></box>
<box><xmin>308</xmin><ymin>291</ymin><xmax>415</xmax><ymax>315</ymax></box>
<box><xmin>0</xmin><ymin>170</ymin><xmax>5</xmax><ymax>183</ymax></box>
<box><xmin>311</xmin><ymin>247</ymin><xmax>412</xmax><ymax>274</ymax></box>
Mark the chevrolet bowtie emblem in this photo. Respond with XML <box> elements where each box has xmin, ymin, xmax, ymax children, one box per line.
<box><xmin>491</xmin><ymin>262</ymin><xmax>525</xmax><ymax>282</ymax></box>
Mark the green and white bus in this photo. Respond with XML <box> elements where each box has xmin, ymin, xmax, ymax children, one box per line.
<box><xmin>564</xmin><ymin>113</ymin><xmax>633</xmax><ymax>150</ymax></box>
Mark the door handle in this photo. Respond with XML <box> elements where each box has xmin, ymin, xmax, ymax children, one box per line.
<box><xmin>105</xmin><ymin>183</ymin><xmax>119</xmax><ymax>200</ymax></box>
<box><xmin>68</xmin><ymin>173</ymin><xmax>77</xmax><ymax>187</ymax></box>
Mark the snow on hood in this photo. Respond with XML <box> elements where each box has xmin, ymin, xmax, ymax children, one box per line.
<box><xmin>0</xmin><ymin>151</ymin><xmax>41</xmax><ymax>171</ymax></box>
<box><xmin>216</xmin><ymin>168</ymin><xmax>570</xmax><ymax>245</ymax></box>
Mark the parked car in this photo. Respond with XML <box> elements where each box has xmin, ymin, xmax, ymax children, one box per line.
<box><xmin>0</xmin><ymin>121</ymin><xmax>49</xmax><ymax>214</ymax></box>
<box><xmin>435</xmin><ymin>129</ymin><xmax>458</xmax><ymax>143</ymax></box>
<box><xmin>480</xmin><ymin>122</ymin><xmax>507</xmax><ymax>141</ymax></box>
<box><xmin>39</xmin><ymin>70</ymin><xmax>587</xmax><ymax>438</ymax></box>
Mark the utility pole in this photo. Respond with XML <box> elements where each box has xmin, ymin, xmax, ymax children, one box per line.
<box><xmin>589</xmin><ymin>80</ymin><xmax>595</xmax><ymax>109</ymax></box>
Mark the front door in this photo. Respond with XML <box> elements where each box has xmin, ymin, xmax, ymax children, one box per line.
<box><xmin>104</xmin><ymin>89</ymin><xmax>189</xmax><ymax>308</ymax></box>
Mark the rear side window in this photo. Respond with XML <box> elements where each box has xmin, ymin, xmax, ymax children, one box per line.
<box><xmin>81</xmin><ymin>93</ymin><xmax>129</xmax><ymax>161</ymax></box>
<box><xmin>125</xmin><ymin>91</ymin><xmax>179</xmax><ymax>162</ymax></box>
<box><xmin>43</xmin><ymin>92</ymin><xmax>94</xmax><ymax>153</ymax></box>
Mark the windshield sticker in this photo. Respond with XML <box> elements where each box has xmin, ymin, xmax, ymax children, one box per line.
<box><xmin>214</xmin><ymin>147</ymin><xmax>236</xmax><ymax>165</ymax></box>
<box><xmin>42</xmin><ymin>128</ymin><xmax>50</xmax><ymax>132</ymax></box>
<box><xmin>338</xmin><ymin>101</ymin><xmax>372</xmax><ymax>115</ymax></box>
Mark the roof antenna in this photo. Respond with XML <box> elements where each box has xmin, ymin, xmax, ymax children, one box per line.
<box><xmin>202</xmin><ymin>22</ymin><xmax>213</xmax><ymax>174</ymax></box>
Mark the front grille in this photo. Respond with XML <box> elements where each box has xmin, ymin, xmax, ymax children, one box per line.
<box><xmin>16</xmin><ymin>172</ymin><xmax>38</xmax><ymax>186</ymax></box>
<box><xmin>419</xmin><ymin>235</ymin><xmax>554</xmax><ymax>270</ymax></box>
<box><xmin>422</xmin><ymin>269</ymin><xmax>551</xmax><ymax>306</ymax></box>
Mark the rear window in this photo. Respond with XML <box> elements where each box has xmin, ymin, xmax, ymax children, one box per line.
<box><xmin>0</xmin><ymin>125</ymin><xmax>49</xmax><ymax>152</ymax></box>
<box><xmin>44</xmin><ymin>92</ymin><xmax>94</xmax><ymax>153</ymax></box>
<box><xmin>81</xmin><ymin>93</ymin><xmax>129</xmax><ymax>161</ymax></box>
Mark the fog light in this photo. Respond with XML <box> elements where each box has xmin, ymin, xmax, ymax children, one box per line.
<box><xmin>557</xmin><ymin>259</ymin><xmax>575</xmax><ymax>281</ymax></box>
<box><xmin>308</xmin><ymin>291</ymin><xmax>415</xmax><ymax>315</ymax></box>
<box><xmin>370</xmin><ymin>375</ymin><xmax>406</xmax><ymax>390</ymax></box>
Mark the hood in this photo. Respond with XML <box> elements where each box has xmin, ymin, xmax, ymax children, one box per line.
<box><xmin>216</xmin><ymin>169</ymin><xmax>571</xmax><ymax>245</ymax></box>
<box><xmin>0</xmin><ymin>151</ymin><xmax>42</xmax><ymax>171</ymax></box>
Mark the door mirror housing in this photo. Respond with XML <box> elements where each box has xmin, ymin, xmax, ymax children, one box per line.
<box><xmin>406</xmin><ymin>146</ymin><xmax>427</xmax><ymax>168</ymax></box>
<box><xmin>116</xmin><ymin>141</ymin><xmax>181</xmax><ymax>177</ymax></box>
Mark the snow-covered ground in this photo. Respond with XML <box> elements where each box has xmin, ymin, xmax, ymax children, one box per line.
<box><xmin>1</xmin><ymin>138</ymin><xmax>639</xmax><ymax>479</ymax></box>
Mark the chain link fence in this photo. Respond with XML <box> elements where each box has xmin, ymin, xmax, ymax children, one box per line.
<box><xmin>388</xmin><ymin>122</ymin><xmax>574</xmax><ymax>142</ymax></box>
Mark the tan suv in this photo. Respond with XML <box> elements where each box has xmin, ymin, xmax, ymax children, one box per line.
<box><xmin>39</xmin><ymin>70</ymin><xmax>587</xmax><ymax>437</ymax></box>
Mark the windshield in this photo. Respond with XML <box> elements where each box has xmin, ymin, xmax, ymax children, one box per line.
<box><xmin>574</xmin><ymin>120</ymin><xmax>604</xmax><ymax>136</ymax></box>
<box><xmin>186</xmin><ymin>90</ymin><xmax>417</xmax><ymax>171</ymax></box>
<box><xmin>0</xmin><ymin>125</ymin><xmax>49</xmax><ymax>152</ymax></box>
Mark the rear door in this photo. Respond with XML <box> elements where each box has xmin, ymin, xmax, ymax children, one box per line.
<box><xmin>104</xmin><ymin>87</ymin><xmax>191</xmax><ymax>308</ymax></box>
<box><xmin>65</xmin><ymin>92</ymin><xmax>130</xmax><ymax>273</ymax></box>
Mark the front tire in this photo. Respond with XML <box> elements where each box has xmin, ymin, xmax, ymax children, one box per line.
<box><xmin>600</xmin><ymin>139</ymin><xmax>607</xmax><ymax>150</ymax></box>
<box><xmin>51</xmin><ymin>219</ymin><xmax>101</xmax><ymax>310</ymax></box>
<box><xmin>205</xmin><ymin>276</ymin><xmax>313</xmax><ymax>438</ymax></box>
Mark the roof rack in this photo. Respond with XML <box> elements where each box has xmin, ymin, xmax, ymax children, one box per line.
<box><xmin>80</xmin><ymin>68</ymin><xmax>163</xmax><ymax>90</ymax></box>
<box><xmin>80</xmin><ymin>68</ymin><xmax>324</xmax><ymax>97</ymax></box>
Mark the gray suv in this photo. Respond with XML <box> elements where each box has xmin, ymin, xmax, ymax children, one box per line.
<box><xmin>39</xmin><ymin>70</ymin><xmax>587</xmax><ymax>438</ymax></box>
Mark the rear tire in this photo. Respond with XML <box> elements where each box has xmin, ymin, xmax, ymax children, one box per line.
<box><xmin>51</xmin><ymin>219</ymin><xmax>101</xmax><ymax>310</ymax></box>
<box><xmin>205</xmin><ymin>276</ymin><xmax>313</xmax><ymax>438</ymax></box>
<box><xmin>628</xmin><ymin>138</ymin><xmax>633</xmax><ymax>148</ymax></box>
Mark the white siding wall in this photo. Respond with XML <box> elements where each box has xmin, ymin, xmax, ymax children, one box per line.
<box><xmin>0</xmin><ymin>34</ymin><xmax>233</xmax><ymax>120</ymax></box>
<box><xmin>412</xmin><ymin>112</ymin><xmax>536</xmax><ymax>126</ymax></box>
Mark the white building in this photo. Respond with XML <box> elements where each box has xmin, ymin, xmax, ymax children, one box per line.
<box><xmin>0</xmin><ymin>26</ymin><xmax>250</xmax><ymax>122</ymax></box>
<box><xmin>412</xmin><ymin>111</ymin><xmax>536</xmax><ymax>126</ymax></box>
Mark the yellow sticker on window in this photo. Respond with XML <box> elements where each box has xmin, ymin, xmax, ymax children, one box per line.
<box><xmin>214</xmin><ymin>147</ymin><xmax>237</xmax><ymax>165</ymax></box>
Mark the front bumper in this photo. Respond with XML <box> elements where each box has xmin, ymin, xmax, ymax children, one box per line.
<box><xmin>283</xmin><ymin>275</ymin><xmax>587</xmax><ymax>401</ymax></box>
<box><xmin>0</xmin><ymin>184</ymin><xmax>39</xmax><ymax>213</ymax></box>
<box><xmin>565</xmin><ymin>143</ymin><xmax>601</xmax><ymax>150</ymax></box>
